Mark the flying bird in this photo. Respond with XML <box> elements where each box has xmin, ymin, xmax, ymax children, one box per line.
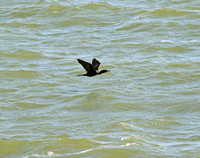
<box><xmin>77</xmin><ymin>58</ymin><xmax>109</xmax><ymax>77</ymax></box>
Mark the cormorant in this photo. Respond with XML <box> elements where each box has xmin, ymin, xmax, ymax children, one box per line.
<box><xmin>77</xmin><ymin>58</ymin><xmax>109</xmax><ymax>77</ymax></box>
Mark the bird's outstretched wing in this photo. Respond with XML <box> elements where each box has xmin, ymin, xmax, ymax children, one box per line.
<box><xmin>92</xmin><ymin>58</ymin><xmax>101</xmax><ymax>71</ymax></box>
<box><xmin>77</xmin><ymin>59</ymin><xmax>96</xmax><ymax>73</ymax></box>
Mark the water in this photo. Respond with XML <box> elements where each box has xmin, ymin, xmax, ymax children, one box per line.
<box><xmin>0</xmin><ymin>0</ymin><xmax>200</xmax><ymax>157</ymax></box>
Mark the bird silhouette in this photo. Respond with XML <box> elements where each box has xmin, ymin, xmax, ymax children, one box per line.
<box><xmin>77</xmin><ymin>58</ymin><xmax>109</xmax><ymax>77</ymax></box>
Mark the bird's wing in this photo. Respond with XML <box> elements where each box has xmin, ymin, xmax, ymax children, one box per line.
<box><xmin>77</xmin><ymin>59</ymin><xmax>96</xmax><ymax>73</ymax></box>
<box><xmin>92</xmin><ymin>58</ymin><xmax>101</xmax><ymax>71</ymax></box>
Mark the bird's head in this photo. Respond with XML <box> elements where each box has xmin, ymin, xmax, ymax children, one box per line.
<box><xmin>99</xmin><ymin>70</ymin><xmax>110</xmax><ymax>74</ymax></box>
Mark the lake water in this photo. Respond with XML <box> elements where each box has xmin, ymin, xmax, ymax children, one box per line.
<box><xmin>0</xmin><ymin>0</ymin><xmax>200</xmax><ymax>157</ymax></box>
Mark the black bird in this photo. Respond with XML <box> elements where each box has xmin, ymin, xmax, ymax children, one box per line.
<box><xmin>77</xmin><ymin>58</ymin><xmax>109</xmax><ymax>77</ymax></box>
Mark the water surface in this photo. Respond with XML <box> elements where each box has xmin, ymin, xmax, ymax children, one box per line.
<box><xmin>0</xmin><ymin>0</ymin><xmax>200</xmax><ymax>157</ymax></box>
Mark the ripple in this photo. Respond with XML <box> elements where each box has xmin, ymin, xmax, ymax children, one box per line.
<box><xmin>0</xmin><ymin>50</ymin><xmax>44</xmax><ymax>59</ymax></box>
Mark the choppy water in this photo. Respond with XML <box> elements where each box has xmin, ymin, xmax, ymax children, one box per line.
<box><xmin>0</xmin><ymin>0</ymin><xmax>200</xmax><ymax>157</ymax></box>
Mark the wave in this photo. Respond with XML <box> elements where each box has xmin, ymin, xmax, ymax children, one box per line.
<box><xmin>0</xmin><ymin>50</ymin><xmax>44</xmax><ymax>59</ymax></box>
<box><xmin>151</xmin><ymin>8</ymin><xmax>197</xmax><ymax>17</ymax></box>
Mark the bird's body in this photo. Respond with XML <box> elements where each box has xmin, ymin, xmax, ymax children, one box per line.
<box><xmin>77</xmin><ymin>58</ymin><xmax>109</xmax><ymax>77</ymax></box>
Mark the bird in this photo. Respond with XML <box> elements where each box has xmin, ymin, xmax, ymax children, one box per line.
<box><xmin>77</xmin><ymin>58</ymin><xmax>109</xmax><ymax>77</ymax></box>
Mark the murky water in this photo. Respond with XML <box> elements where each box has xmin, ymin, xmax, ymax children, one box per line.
<box><xmin>0</xmin><ymin>0</ymin><xmax>200</xmax><ymax>157</ymax></box>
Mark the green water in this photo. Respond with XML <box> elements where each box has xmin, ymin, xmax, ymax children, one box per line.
<box><xmin>0</xmin><ymin>0</ymin><xmax>200</xmax><ymax>157</ymax></box>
